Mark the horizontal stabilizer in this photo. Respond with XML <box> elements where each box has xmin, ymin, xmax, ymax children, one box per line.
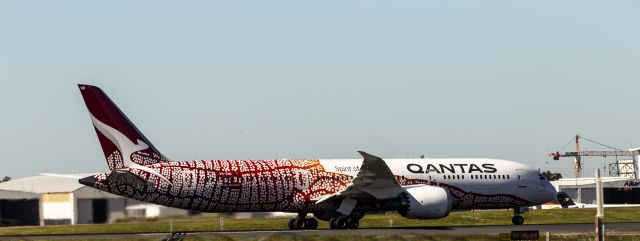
<box><xmin>39</xmin><ymin>173</ymin><xmax>99</xmax><ymax>179</ymax></box>
<box><xmin>107</xmin><ymin>169</ymin><xmax>147</xmax><ymax>186</ymax></box>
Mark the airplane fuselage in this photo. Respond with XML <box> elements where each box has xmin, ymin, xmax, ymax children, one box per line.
<box><xmin>87</xmin><ymin>158</ymin><xmax>556</xmax><ymax>214</ymax></box>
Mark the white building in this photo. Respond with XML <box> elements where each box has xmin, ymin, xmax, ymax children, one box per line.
<box><xmin>551</xmin><ymin>176</ymin><xmax>640</xmax><ymax>204</ymax></box>
<box><xmin>0</xmin><ymin>175</ymin><xmax>188</xmax><ymax>226</ymax></box>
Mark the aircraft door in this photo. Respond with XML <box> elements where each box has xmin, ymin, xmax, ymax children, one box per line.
<box><xmin>181</xmin><ymin>169</ymin><xmax>197</xmax><ymax>191</ymax></box>
<box><xmin>426</xmin><ymin>166</ymin><xmax>439</xmax><ymax>186</ymax></box>
<box><xmin>294</xmin><ymin>169</ymin><xmax>311</xmax><ymax>190</ymax></box>
<box><xmin>516</xmin><ymin>169</ymin><xmax>527</xmax><ymax>188</ymax></box>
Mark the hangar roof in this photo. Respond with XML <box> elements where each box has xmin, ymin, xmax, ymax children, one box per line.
<box><xmin>0</xmin><ymin>175</ymin><xmax>87</xmax><ymax>193</ymax></box>
<box><xmin>0</xmin><ymin>174</ymin><xmax>123</xmax><ymax>199</ymax></box>
<box><xmin>552</xmin><ymin>177</ymin><xmax>631</xmax><ymax>187</ymax></box>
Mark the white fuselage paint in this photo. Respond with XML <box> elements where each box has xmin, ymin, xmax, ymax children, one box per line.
<box><xmin>319</xmin><ymin>158</ymin><xmax>557</xmax><ymax>208</ymax></box>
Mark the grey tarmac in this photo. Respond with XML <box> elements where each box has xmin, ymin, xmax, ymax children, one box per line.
<box><xmin>2</xmin><ymin>222</ymin><xmax>639</xmax><ymax>240</ymax></box>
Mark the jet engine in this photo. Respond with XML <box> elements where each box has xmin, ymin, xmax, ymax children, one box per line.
<box><xmin>398</xmin><ymin>185</ymin><xmax>452</xmax><ymax>219</ymax></box>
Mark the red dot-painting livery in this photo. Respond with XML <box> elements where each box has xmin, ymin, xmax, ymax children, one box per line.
<box><xmin>93</xmin><ymin>159</ymin><xmax>352</xmax><ymax>213</ymax></box>
<box><xmin>76</xmin><ymin>84</ymin><xmax>558</xmax><ymax>229</ymax></box>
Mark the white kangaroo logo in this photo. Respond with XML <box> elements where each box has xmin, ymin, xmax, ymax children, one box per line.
<box><xmin>90</xmin><ymin>114</ymin><xmax>171</xmax><ymax>184</ymax></box>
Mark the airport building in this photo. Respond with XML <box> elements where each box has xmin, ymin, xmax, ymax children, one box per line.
<box><xmin>0</xmin><ymin>175</ymin><xmax>188</xmax><ymax>226</ymax></box>
<box><xmin>552</xmin><ymin>176</ymin><xmax>640</xmax><ymax>205</ymax></box>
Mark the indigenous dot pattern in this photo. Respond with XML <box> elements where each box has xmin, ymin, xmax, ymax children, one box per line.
<box><xmin>93</xmin><ymin>159</ymin><xmax>352</xmax><ymax>212</ymax></box>
<box><xmin>398</xmin><ymin>177</ymin><xmax>531</xmax><ymax>209</ymax></box>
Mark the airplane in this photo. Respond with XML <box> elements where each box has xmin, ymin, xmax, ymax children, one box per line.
<box><xmin>76</xmin><ymin>84</ymin><xmax>557</xmax><ymax>229</ymax></box>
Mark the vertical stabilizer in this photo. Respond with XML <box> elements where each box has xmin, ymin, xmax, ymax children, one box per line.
<box><xmin>78</xmin><ymin>84</ymin><xmax>169</xmax><ymax>170</ymax></box>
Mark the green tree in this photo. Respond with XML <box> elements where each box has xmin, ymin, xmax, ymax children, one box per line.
<box><xmin>541</xmin><ymin>170</ymin><xmax>562</xmax><ymax>181</ymax></box>
<box><xmin>0</xmin><ymin>176</ymin><xmax>10</xmax><ymax>183</ymax></box>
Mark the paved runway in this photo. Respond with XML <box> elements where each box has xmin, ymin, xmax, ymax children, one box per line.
<box><xmin>2</xmin><ymin>222</ymin><xmax>639</xmax><ymax>240</ymax></box>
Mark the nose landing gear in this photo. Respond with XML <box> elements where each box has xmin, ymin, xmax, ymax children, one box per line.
<box><xmin>512</xmin><ymin>215</ymin><xmax>524</xmax><ymax>225</ymax></box>
<box><xmin>287</xmin><ymin>213</ymin><xmax>318</xmax><ymax>230</ymax></box>
<box><xmin>512</xmin><ymin>208</ymin><xmax>525</xmax><ymax>225</ymax></box>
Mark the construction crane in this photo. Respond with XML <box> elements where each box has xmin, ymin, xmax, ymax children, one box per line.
<box><xmin>549</xmin><ymin>135</ymin><xmax>640</xmax><ymax>180</ymax></box>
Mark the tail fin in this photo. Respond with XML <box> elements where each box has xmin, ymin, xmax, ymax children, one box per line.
<box><xmin>78</xmin><ymin>84</ymin><xmax>169</xmax><ymax>170</ymax></box>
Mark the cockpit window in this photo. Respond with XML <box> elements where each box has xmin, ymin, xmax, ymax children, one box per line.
<box><xmin>538</xmin><ymin>174</ymin><xmax>546</xmax><ymax>180</ymax></box>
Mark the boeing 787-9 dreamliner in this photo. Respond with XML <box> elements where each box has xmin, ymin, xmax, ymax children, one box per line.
<box><xmin>76</xmin><ymin>84</ymin><xmax>557</xmax><ymax>229</ymax></box>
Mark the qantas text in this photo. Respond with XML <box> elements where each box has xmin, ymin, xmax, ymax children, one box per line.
<box><xmin>406</xmin><ymin>163</ymin><xmax>497</xmax><ymax>174</ymax></box>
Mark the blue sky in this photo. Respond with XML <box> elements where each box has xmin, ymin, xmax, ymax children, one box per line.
<box><xmin>1</xmin><ymin>1</ymin><xmax>639</xmax><ymax>178</ymax></box>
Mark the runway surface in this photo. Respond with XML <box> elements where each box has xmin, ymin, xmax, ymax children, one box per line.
<box><xmin>2</xmin><ymin>222</ymin><xmax>639</xmax><ymax>240</ymax></box>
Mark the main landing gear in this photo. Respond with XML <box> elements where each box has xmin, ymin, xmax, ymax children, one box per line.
<box><xmin>329</xmin><ymin>215</ymin><xmax>360</xmax><ymax>229</ymax></box>
<box><xmin>512</xmin><ymin>208</ymin><xmax>525</xmax><ymax>225</ymax></box>
<box><xmin>288</xmin><ymin>213</ymin><xmax>318</xmax><ymax>230</ymax></box>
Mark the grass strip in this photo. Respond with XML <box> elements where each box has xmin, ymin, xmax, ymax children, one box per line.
<box><xmin>0</xmin><ymin>207</ymin><xmax>638</xmax><ymax>236</ymax></box>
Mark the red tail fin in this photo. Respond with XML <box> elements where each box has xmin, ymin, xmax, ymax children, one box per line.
<box><xmin>78</xmin><ymin>84</ymin><xmax>169</xmax><ymax>170</ymax></box>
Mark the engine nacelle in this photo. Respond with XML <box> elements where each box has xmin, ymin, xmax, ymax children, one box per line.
<box><xmin>398</xmin><ymin>185</ymin><xmax>452</xmax><ymax>219</ymax></box>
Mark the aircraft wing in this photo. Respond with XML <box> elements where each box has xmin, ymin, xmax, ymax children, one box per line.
<box><xmin>316</xmin><ymin>151</ymin><xmax>402</xmax><ymax>204</ymax></box>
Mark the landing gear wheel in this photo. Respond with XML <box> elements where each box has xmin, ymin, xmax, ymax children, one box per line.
<box><xmin>288</xmin><ymin>218</ymin><xmax>296</xmax><ymax>230</ymax></box>
<box><xmin>512</xmin><ymin>216</ymin><xmax>524</xmax><ymax>225</ymax></box>
<box><xmin>288</xmin><ymin>218</ymin><xmax>306</xmax><ymax>230</ymax></box>
<box><xmin>337</xmin><ymin>216</ymin><xmax>347</xmax><ymax>229</ymax></box>
<box><xmin>346</xmin><ymin>217</ymin><xmax>359</xmax><ymax>229</ymax></box>
<box><xmin>329</xmin><ymin>216</ymin><xmax>347</xmax><ymax>229</ymax></box>
<box><xmin>305</xmin><ymin>218</ymin><xmax>318</xmax><ymax>230</ymax></box>
<box><xmin>329</xmin><ymin>216</ymin><xmax>360</xmax><ymax>229</ymax></box>
<box><xmin>295</xmin><ymin>218</ymin><xmax>306</xmax><ymax>229</ymax></box>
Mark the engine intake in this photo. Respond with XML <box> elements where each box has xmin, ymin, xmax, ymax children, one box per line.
<box><xmin>398</xmin><ymin>185</ymin><xmax>452</xmax><ymax>219</ymax></box>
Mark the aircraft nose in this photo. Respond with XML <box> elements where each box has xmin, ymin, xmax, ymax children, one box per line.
<box><xmin>542</xmin><ymin>182</ymin><xmax>558</xmax><ymax>201</ymax></box>
<box><xmin>79</xmin><ymin>175</ymin><xmax>95</xmax><ymax>187</ymax></box>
